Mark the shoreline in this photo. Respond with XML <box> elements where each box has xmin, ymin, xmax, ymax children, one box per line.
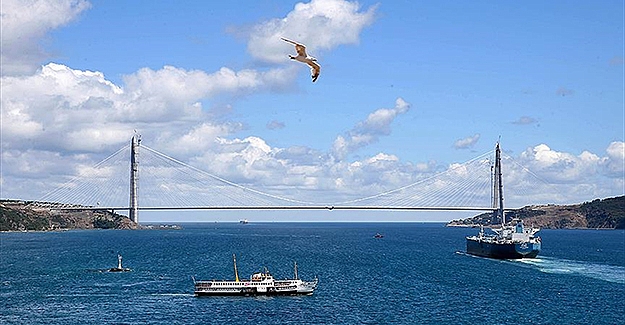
<box><xmin>3</xmin><ymin>223</ymin><xmax>622</xmax><ymax>233</ymax></box>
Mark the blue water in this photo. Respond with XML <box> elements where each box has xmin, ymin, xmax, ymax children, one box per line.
<box><xmin>1</xmin><ymin>223</ymin><xmax>624</xmax><ymax>324</ymax></box>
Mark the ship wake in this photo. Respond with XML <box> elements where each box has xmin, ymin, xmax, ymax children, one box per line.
<box><xmin>514</xmin><ymin>257</ymin><xmax>625</xmax><ymax>284</ymax></box>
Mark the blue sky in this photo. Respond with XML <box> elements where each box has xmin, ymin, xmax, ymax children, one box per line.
<box><xmin>1</xmin><ymin>0</ymin><xmax>623</xmax><ymax>222</ymax></box>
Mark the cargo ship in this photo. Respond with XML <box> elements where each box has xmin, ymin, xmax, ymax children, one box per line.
<box><xmin>193</xmin><ymin>255</ymin><xmax>318</xmax><ymax>296</ymax></box>
<box><xmin>465</xmin><ymin>142</ymin><xmax>541</xmax><ymax>259</ymax></box>
<box><xmin>466</xmin><ymin>219</ymin><xmax>541</xmax><ymax>259</ymax></box>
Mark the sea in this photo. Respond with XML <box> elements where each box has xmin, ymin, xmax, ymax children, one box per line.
<box><xmin>1</xmin><ymin>223</ymin><xmax>624</xmax><ymax>325</ymax></box>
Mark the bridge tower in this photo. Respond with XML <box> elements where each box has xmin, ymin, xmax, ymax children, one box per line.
<box><xmin>129</xmin><ymin>133</ymin><xmax>141</xmax><ymax>223</ymax></box>
<box><xmin>492</xmin><ymin>141</ymin><xmax>505</xmax><ymax>225</ymax></box>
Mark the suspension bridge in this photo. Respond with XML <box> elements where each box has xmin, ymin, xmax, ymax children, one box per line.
<box><xmin>33</xmin><ymin>135</ymin><xmax>547</xmax><ymax>224</ymax></box>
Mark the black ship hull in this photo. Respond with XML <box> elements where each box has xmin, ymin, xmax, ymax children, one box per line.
<box><xmin>466</xmin><ymin>237</ymin><xmax>540</xmax><ymax>259</ymax></box>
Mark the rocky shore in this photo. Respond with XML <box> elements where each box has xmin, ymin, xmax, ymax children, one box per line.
<box><xmin>1</xmin><ymin>200</ymin><xmax>139</xmax><ymax>231</ymax></box>
<box><xmin>447</xmin><ymin>196</ymin><xmax>624</xmax><ymax>229</ymax></box>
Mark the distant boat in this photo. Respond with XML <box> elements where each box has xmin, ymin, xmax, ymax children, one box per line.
<box><xmin>374</xmin><ymin>233</ymin><xmax>384</xmax><ymax>239</ymax></box>
<box><xmin>108</xmin><ymin>254</ymin><xmax>131</xmax><ymax>272</ymax></box>
<box><xmin>239</xmin><ymin>219</ymin><xmax>249</xmax><ymax>224</ymax></box>
<box><xmin>193</xmin><ymin>254</ymin><xmax>318</xmax><ymax>296</ymax></box>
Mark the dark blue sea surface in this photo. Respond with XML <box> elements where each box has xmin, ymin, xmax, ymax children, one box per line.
<box><xmin>1</xmin><ymin>223</ymin><xmax>624</xmax><ymax>324</ymax></box>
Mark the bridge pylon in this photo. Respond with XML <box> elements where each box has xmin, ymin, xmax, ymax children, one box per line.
<box><xmin>492</xmin><ymin>141</ymin><xmax>505</xmax><ymax>224</ymax></box>
<box><xmin>129</xmin><ymin>133</ymin><xmax>141</xmax><ymax>223</ymax></box>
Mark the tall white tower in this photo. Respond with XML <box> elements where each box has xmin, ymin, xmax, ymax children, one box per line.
<box><xmin>129</xmin><ymin>134</ymin><xmax>140</xmax><ymax>223</ymax></box>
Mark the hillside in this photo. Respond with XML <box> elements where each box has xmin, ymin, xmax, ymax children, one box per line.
<box><xmin>0</xmin><ymin>200</ymin><xmax>139</xmax><ymax>231</ymax></box>
<box><xmin>447</xmin><ymin>196</ymin><xmax>625</xmax><ymax>229</ymax></box>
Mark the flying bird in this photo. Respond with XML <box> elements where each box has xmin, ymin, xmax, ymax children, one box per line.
<box><xmin>281</xmin><ymin>37</ymin><xmax>321</xmax><ymax>82</ymax></box>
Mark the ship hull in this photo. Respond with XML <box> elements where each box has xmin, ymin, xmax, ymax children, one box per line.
<box><xmin>194</xmin><ymin>287</ymin><xmax>314</xmax><ymax>297</ymax></box>
<box><xmin>194</xmin><ymin>291</ymin><xmax>314</xmax><ymax>297</ymax></box>
<box><xmin>466</xmin><ymin>237</ymin><xmax>540</xmax><ymax>259</ymax></box>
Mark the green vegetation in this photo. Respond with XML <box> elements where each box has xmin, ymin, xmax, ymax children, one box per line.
<box><xmin>0</xmin><ymin>206</ymin><xmax>49</xmax><ymax>231</ymax></box>
<box><xmin>93</xmin><ymin>217</ymin><xmax>117</xmax><ymax>229</ymax></box>
<box><xmin>0</xmin><ymin>200</ymin><xmax>138</xmax><ymax>231</ymax></box>
<box><xmin>581</xmin><ymin>196</ymin><xmax>625</xmax><ymax>229</ymax></box>
<box><xmin>448</xmin><ymin>196</ymin><xmax>624</xmax><ymax>229</ymax></box>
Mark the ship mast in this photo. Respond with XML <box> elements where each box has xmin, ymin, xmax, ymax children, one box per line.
<box><xmin>493</xmin><ymin>141</ymin><xmax>505</xmax><ymax>226</ymax></box>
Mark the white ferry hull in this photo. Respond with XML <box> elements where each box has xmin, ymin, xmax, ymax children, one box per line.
<box><xmin>194</xmin><ymin>287</ymin><xmax>315</xmax><ymax>296</ymax></box>
<box><xmin>194</xmin><ymin>280</ymin><xmax>317</xmax><ymax>297</ymax></box>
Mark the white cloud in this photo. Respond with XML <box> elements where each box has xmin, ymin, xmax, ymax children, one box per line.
<box><xmin>454</xmin><ymin>134</ymin><xmax>480</xmax><ymax>149</ymax></box>
<box><xmin>64</xmin><ymin>126</ymin><xmax>136</xmax><ymax>152</ymax></box>
<box><xmin>123</xmin><ymin>66</ymin><xmax>294</xmax><ymax>105</ymax></box>
<box><xmin>332</xmin><ymin>97</ymin><xmax>410</xmax><ymax>160</ymax></box>
<box><xmin>189</xmin><ymin>136</ymin><xmax>284</xmax><ymax>185</ymax></box>
<box><xmin>498</xmin><ymin>143</ymin><xmax>624</xmax><ymax>207</ymax></box>
<box><xmin>0</xmin><ymin>148</ymin><xmax>101</xmax><ymax>201</ymax></box>
<box><xmin>603</xmin><ymin>141</ymin><xmax>625</xmax><ymax>177</ymax></box>
<box><xmin>0</xmin><ymin>101</ymin><xmax>44</xmax><ymax>139</ymax></box>
<box><xmin>0</xmin><ymin>63</ymin><xmax>296</xmax><ymax>154</ymax></box>
<box><xmin>1</xmin><ymin>63</ymin><xmax>130</xmax><ymax>152</ymax></box>
<box><xmin>1</xmin><ymin>0</ymin><xmax>91</xmax><ymax>76</ymax></box>
<box><xmin>518</xmin><ymin>143</ymin><xmax>610</xmax><ymax>184</ymax></box>
<box><xmin>167</xmin><ymin>123</ymin><xmax>243</xmax><ymax>155</ymax></box>
<box><xmin>247</xmin><ymin>0</ymin><xmax>377</xmax><ymax>63</ymax></box>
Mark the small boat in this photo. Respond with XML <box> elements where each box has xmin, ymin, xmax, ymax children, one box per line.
<box><xmin>108</xmin><ymin>254</ymin><xmax>131</xmax><ymax>272</ymax></box>
<box><xmin>374</xmin><ymin>233</ymin><xmax>384</xmax><ymax>239</ymax></box>
<box><xmin>239</xmin><ymin>219</ymin><xmax>249</xmax><ymax>224</ymax></box>
<box><xmin>193</xmin><ymin>254</ymin><xmax>318</xmax><ymax>296</ymax></box>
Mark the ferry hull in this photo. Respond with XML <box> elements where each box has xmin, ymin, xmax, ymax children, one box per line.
<box><xmin>194</xmin><ymin>290</ymin><xmax>314</xmax><ymax>297</ymax></box>
<box><xmin>194</xmin><ymin>284</ymin><xmax>315</xmax><ymax>296</ymax></box>
<box><xmin>466</xmin><ymin>238</ymin><xmax>540</xmax><ymax>259</ymax></box>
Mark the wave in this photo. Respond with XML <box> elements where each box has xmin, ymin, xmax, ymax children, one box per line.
<box><xmin>121</xmin><ymin>280</ymin><xmax>162</xmax><ymax>287</ymax></box>
<box><xmin>151</xmin><ymin>293</ymin><xmax>193</xmax><ymax>297</ymax></box>
<box><xmin>514</xmin><ymin>257</ymin><xmax>625</xmax><ymax>284</ymax></box>
<box><xmin>456</xmin><ymin>251</ymin><xmax>625</xmax><ymax>284</ymax></box>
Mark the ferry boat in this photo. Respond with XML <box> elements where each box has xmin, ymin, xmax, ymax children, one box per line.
<box><xmin>193</xmin><ymin>255</ymin><xmax>318</xmax><ymax>296</ymax></box>
<box><xmin>465</xmin><ymin>142</ymin><xmax>541</xmax><ymax>259</ymax></box>
<box><xmin>108</xmin><ymin>254</ymin><xmax>131</xmax><ymax>272</ymax></box>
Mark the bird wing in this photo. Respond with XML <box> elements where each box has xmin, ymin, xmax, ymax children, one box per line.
<box><xmin>306</xmin><ymin>59</ymin><xmax>321</xmax><ymax>71</ymax></box>
<box><xmin>280</xmin><ymin>37</ymin><xmax>299</xmax><ymax>46</ymax></box>
<box><xmin>281</xmin><ymin>37</ymin><xmax>308</xmax><ymax>56</ymax></box>
<box><xmin>306</xmin><ymin>60</ymin><xmax>321</xmax><ymax>82</ymax></box>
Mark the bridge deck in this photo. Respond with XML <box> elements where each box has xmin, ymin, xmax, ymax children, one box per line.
<box><xmin>55</xmin><ymin>205</ymin><xmax>496</xmax><ymax>212</ymax></box>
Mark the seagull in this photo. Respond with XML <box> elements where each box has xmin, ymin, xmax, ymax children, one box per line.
<box><xmin>281</xmin><ymin>37</ymin><xmax>321</xmax><ymax>82</ymax></box>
